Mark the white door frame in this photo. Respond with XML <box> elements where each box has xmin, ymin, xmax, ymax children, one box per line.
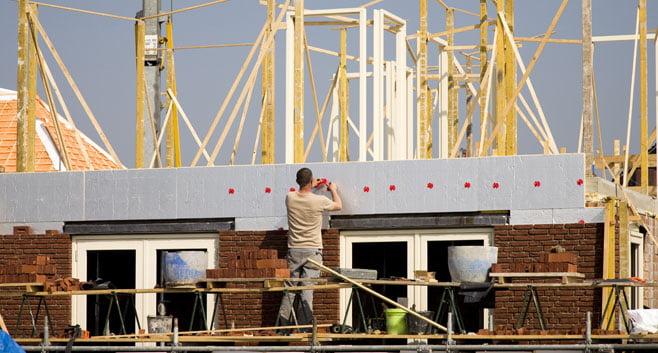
<box><xmin>340</xmin><ymin>228</ymin><xmax>492</xmax><ymax>325</ymax></box>
<box><xmin>72</xmin><ymin>234</ymin><xmax>218</xmax><ymax>332</ymax></box>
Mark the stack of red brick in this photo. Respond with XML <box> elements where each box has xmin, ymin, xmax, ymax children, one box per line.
<box><xmin>492</xmin><ymin>252</ymin><xmax>578</xmax><ymax>273</ymax></box>
<box><xmin>0</xmin><ymin>255</ymin><xmax>57</xmax><ymax>283</ymax></box>
<box><xmin>0</xmin><ymin>255</ymin><xmax>82</xmax><ymax>292</ymax></box>
<box><xmin>44</xmin><ymin>277</ymin><xmax>82</xmax><ymax>292</ymax></box>
<box><xmin>207</xmin><ymin>249</ymin><xmax>290</xmax><ymax>279</ymax></box>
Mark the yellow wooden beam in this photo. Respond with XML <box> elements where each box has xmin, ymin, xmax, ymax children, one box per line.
<box><xmin>135</xmin><ymin>21</ymin><xmax>145</xmax><ymax>168</ymax></box>
<box><xmin>293</xmin><ymin>0</ymin><xmax>304</xmax><ymax>163</ymax></box>
<box><xmin>261</xmin><ymin>0</ymin><xmax>275</xmax><ymax>164</ymax></box>
<box><xmin>639</xmin><ymin>0</ymin><xmax>648</xmax><ymax>193</ymax></box>
<box><xmin>339</xmin><ymin>28</ymin><xmax>349</xmax><ymax>162</ymax></box>
<box><xmin>26</xmin><ymin>3</ymin><xmax>37</xmax><ymax>172</ymax></box>
<box><xmin>447</xmin><ymin>8</ymin><xmax>458</xmax><ymax>154</ymax></box>
<box><xmin>479</xmin><ymin>0</ymin><xmax>488</xmax><ymax>145</ymax></box>
<box><xmin>165</xmin><ymin>19</ymin><xmax>180</xmax><ymax>168</ymax></box>
<box><xmin>16</xmin><ymin>0</ymin><xmax>28</xmax><ymax>172</ymax></box>
<box><xmin>618</xmin><ymin>200</ymin><xmax>630</xmax><ymax>331</ymax></box>
<box><xmin>601</xmin><ymin>199</ymin><xmax>616</xmax><ymax>328</ymax></box>
<box><xmin>418</xmin><ymin>0</ymin><xmax>431</xmax><ymax>159</ymax></box>
<box><xmin>504</xmin><ymin>0</ymin><xmax>516</xmax><ymax>155</ymax></box>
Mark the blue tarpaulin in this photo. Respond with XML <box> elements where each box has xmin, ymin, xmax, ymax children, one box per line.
<box><xmin>0</xmin><ymin>330</ymin><xmax>25</xmax><ymax>353</ymax></box>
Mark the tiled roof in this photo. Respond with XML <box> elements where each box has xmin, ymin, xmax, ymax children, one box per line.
<box><xmin>0</xmin><ymin>89</ymin><xmax>124</xmax><ymax>172</ymax></box>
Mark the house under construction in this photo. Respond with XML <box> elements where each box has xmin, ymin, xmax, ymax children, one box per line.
<box><xmin>1</xmin><ymin>0</ymin><xmax>658</xmax><ymax>352</ymax></box>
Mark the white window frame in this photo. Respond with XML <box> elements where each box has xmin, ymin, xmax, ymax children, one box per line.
<box><xmin>340</xmin><ymin>228</ymin><xmax>492</xmax><ymax>326</ymax></box>
<box><xmin>72</xmin><ymin>234</ymin><xmax>218</xmax><ymax>332</ymax></box>
<box><xmin>630</xmin><ymin>230</ymin><xmax>644</xmax><ymax>308</ymax></box>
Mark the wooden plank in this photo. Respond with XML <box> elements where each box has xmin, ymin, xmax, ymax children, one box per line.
<box><xmin>594</xmin><ymin>154</ymin><xmax>656</xmax><ymax>169</ymax></box>
<box><xmin>490</xmin><ymin>272</ymin><xmax>586</xmax><ymax>284</ymax></box>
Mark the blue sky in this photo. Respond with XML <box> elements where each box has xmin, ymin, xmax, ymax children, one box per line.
<box><xmin>0</xmin><ymin>0</ymin><xmax>655</xmax><ymax>168</ymax></box>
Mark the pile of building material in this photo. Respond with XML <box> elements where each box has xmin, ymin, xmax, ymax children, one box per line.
<box><xmin>0</xmin><ymin>255</ymin><xmax>82</xmax><ymax>292</ymax></box>
<box><xmin>0</xmin><ymin>255</ymin><xmax>56</xmax><ymax>283</ymax></box>
<box><xmin>207</xmin><ymin>249</ymin><xmax>290</xmax><ymax>279</ymax></box>
<box><xmin>491</xmin><ymin>251</ymin><xmax>577</xmax><ymax>273</ymax></box>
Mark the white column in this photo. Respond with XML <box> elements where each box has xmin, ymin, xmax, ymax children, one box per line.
<box><xmin>373</xmin><ymin>10</ymin><xmax>384</xmax><ymax>161</ymax></box>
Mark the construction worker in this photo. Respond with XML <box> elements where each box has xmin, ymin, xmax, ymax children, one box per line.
<box><xmin>277</xmin><ymin>167</ymin><xmax>342</xmax><ymax>333</ymax></box>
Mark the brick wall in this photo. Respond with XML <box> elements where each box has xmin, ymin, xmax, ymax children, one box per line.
<box><xmin>493</xmin><ymin>223</ymin><xmax>604</xmax><ymax>332</ymax></box>
<box><xmin>0</xmin><ymin>226</ymin><xmax>72</xmax><ymax>337</ymax></box>
<box><xmin>217</xmin><ymin>229</ymin><xmax>340</xmax><ymax>328</ymax></box>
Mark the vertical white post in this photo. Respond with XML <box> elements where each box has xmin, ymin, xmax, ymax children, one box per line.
<box><xmin>386</xmin><ymin>62</ymin><xmax>394</xmax><ymax>159</ymax></box>
<box><xmin>394</xmin><ymin>18</ymin><xmax>408</xmax><ymax>160</ymax></box>
<box><xmin>415</xmin><ymin>35</ymin><xmax>421</xmax><ymax>159</ymax></box>
<box><xmin>285</xmin><ymin>13</ymin><xmax>294</xmax><ymax>163</ymax></box>
<box><xmin>373</xmin><ymin>10</ymin><xmax>384</xmax><ymax>161</ymax></box>
<box><xmin>358</xmin><ymin>9</ymin><xmax>367</xmax><ymax>161</ymax></box>
<box><xmin>438</xmin><ymin>41</ymin><xmax>449</xmax><ymax>158</ymax></box>
<box><xmin>407</xmin><ymin>69</ymin><xmax>414</xmax><ymax>159</ymax></box>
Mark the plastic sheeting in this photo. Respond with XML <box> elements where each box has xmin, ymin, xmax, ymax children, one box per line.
<box><xmin>627</xmin><ymin>309</ymin><xmax>658</xmax><ymax>334</ymax></box>
<box><xmin>0</xmin><ymin>330</ymin><xmax>26</xmax><ymax>353</ymax></box>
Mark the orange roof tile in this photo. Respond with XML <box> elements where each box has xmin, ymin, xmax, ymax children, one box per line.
<box><xmin>0</xmin><ymin>89</ymin><xmax>124</xmax><ymax>172</ymax></box>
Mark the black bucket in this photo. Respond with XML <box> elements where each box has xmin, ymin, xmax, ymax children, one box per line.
<box><xmin>406</xmin><ymin>311</ymin><xmax>434</xmax><ymax>334</ymax></box>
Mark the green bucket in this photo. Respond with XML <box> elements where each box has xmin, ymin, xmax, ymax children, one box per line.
<box><xmin>384</xmin><ymin>308</ymin><xmax>407</xmax><ymax>335</ymax></box>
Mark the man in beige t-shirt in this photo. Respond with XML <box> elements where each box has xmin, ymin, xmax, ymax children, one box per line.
<box><xmin>277</xmin><ymin>168</ymin><xmax>341</xmax><ymax>333</ymax></box>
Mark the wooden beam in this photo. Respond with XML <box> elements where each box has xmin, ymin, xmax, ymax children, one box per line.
<box><xmin>479</xmin><ymin>0</ymin><xmax>488</xmax><ymax>145</ymax></box>
<box><xmin>293</xmin><ymin>0</ymin><xmax>305</xmax><ymax>163</ymax></box>
<box><xmin>618</xmin><ymin>200</ymin><xmax>630</xmax><ymax>331</ymax></box>
<box><xmin>514</xmin><ymin>37</ymin><xmax>581</xmax><ymax>44</ymax></box>
<box><xmin>261</xmin><ymin>0</ymin><xmax>275</xmax><ymax>164</ymax></box>
<box><xmin>594</xmin><ymin>154</ymin><xmax>656</xmax><ymax>169</ymax></box>
<box><xmin>135</xmin><ymin>21</ymin><xmax>145</xmax><ymax>168</ymax></box>
<box><xmin>504</xmin><ymin>0</ymin><xmax>516</xmax><ymax>155</ymax></box>
<box><xmin>582</xmin><ymin>0</ymin><xmax>593</xmax><ymax>174</ymax></box>
<box><xmin>429</xmin><ymin>21</ymin><xmax>494</xmax><ymax>39</ymax></box>
<box><xmin>16</xmin><ymin>0</ymin><xmax>28</xmax><ymax>172</ymax></box>
<box><xmin>26</xmin><ymin>4</ymin><xmax>37</xmax><ymax>172</ymax></box>
<box><xmin>165</xmin><ymin>19</ymin><xmax>178</xmax><ymax>168</ymax></box>
<box><xmin>447</xmin><ymin>8</ymin><xmax>458</xmax><ymax>154</ymax></box>
<box><xmin>339</xmin><ymin>28</ymin><xmax>349</xmax><ymax>162</ymax></box>
<box><xmin>418</xmin><ymin>0</ymin><xmax>431</xmax><ymax>159</ymax></box>
<box><xmin>639</xmin><ymin>0</ymin><xmax>648</xmax><ymax>193</ymax></box>
<box><xmin>601</xmin><ymin>199</ymin><xmax>616</xmax><ymax>328</ymax></box>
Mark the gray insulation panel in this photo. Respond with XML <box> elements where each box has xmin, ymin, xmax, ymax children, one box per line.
<box><xmin>0</xmin><ymin>154</ymin><xmax>585</xmax><ymax>229</ymax></box>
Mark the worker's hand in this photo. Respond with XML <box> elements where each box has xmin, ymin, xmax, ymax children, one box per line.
<box><xmin>327</xmin><ymin>181</ymin><xmax>338</xmax><ymax>192</ymax></box>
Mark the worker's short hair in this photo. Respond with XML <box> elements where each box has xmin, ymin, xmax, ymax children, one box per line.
<box><xmin>296</xmin><ymin>168</ymin><xmax>313</xmax><ymax>187</ymax></box>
